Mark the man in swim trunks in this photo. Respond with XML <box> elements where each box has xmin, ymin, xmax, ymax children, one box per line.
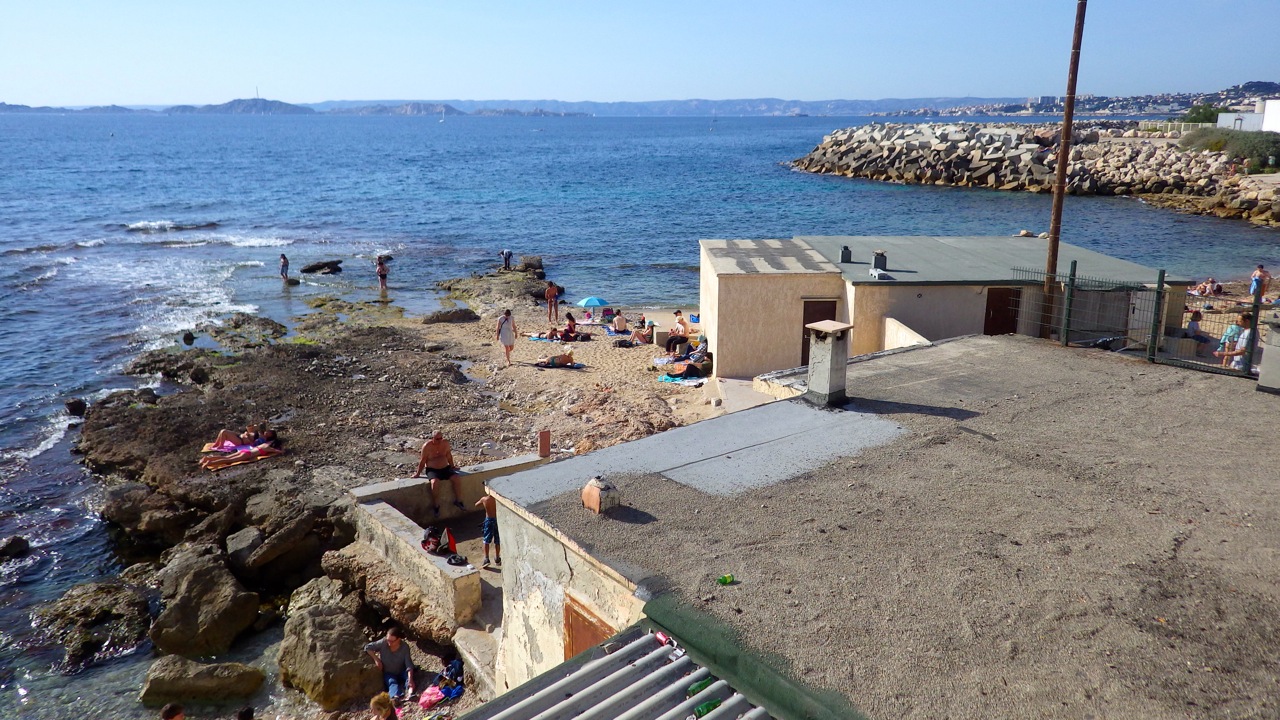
<box><xmin>544</xmin><ymin>281</ymin><xmax>560</xmax><ymax>323</ymax></box>
<box><xmin>475</xmin><ymin>492</ymin><xmax>501</xmax><ymax>567</ymax></box>
<box><xmin>414</xmin><ymin>430</ymin><xmax>463</xmax><ymax>516</ymax></box>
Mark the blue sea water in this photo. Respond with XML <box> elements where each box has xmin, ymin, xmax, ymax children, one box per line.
<box><xmin>1</xmin><ymin>113</ymin><xmax>1278</xmax><ymax>717</ymax></box>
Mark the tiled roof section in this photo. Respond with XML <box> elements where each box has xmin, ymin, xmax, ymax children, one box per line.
<box><xmin>703</xmin><ymin>238</ymin><xmax>838</xmax><ymax>275</ymax></box>
<box><xmin>470</xmin><ymin>632</ymin><xmax>774</xmax><ymax>720</ymax></box>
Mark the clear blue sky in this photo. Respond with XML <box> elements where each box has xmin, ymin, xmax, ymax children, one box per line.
<box><xmin>2</xmin><ymin>0</ymin><xmax>1276</xmax><ymax>106</ymax></box>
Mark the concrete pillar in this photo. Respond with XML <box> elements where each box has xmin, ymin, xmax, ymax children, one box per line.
<box><xmin>537</xmin><ymin>430</ymin><xmax>551</xmax><ymax>458</ymax></box>
<box><xmin>1257</xmin><ymin>317</ymin><xmax>1280</xmax><ymax>395</ymax></box>
<box><xmin>803</xmin><ymin>320</ymin><xmax>854</xmax><ymax>407</ymax></box>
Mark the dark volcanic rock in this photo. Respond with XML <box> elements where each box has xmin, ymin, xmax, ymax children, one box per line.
<box><xmin>149</xmin><ymin>544</ymin><xmax>259</xmax><ymax>657</ymax></box>
<box><xmin>301</xmin><ymin>260</ymin><xmax>343</xmax><ymax>274</ymax></box>
<box><xmin>197</xmin><ymin>313</ymin><xmax>287</xmax><ymax>351</ymax></box>
<box><xmin>421</xmin><ymin>308</ymin><xmax>480</xmax><ymax>324</ymax></box>
<box><xmin>35</xmin><ymin>580</ymin><xmax>152</xmax><ymax>669</ymax></box>
<box><xmin>0</xmin><ymin>535</ymin><xmax>30</xmax><ymax>558</ymax></box>
<box><xmin>139</xmin><ymin>655</ymin><xmax>265</xmax><ymax>706</ymax></box>
<box><xmin>126</xmin><ymin>348</ymin><xmax>220</xmax><ymax>382</ymax></box>
<box><xmin>64</xmin><ymin>398</ymin><xmax>88</xmax><ymax>417</ymax></box>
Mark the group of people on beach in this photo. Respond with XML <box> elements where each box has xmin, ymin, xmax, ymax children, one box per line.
<box><xmin>200</xmin><ymin>423</ymin><xmax>283</xmax><ymax>470</ymax></box>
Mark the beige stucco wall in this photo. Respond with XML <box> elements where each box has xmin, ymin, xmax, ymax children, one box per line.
<box><xmin>492</xmin><ymin>497</ymin><xmax>646</xmax><ymax>692</ymax></box>
<box><xmin>709</xmin><ymin>272</ymin><xmax>846</xmax><ymax>378</ymax></box>
<box><xmin>852</xmin><ymin>284</ymin><xmax>992</xmax><ymax>354</ymax></box>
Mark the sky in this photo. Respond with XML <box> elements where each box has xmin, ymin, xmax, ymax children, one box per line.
<box><xmin>2</xmin><ymin>1</ymin><xmax>1277</xmax><ymax>106</ymax></box>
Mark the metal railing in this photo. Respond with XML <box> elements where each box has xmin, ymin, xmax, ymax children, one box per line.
<box><xmin>1136</xmin><ymin>121</ymin><xmax>1216</xmax><ymax>133</ymax></box>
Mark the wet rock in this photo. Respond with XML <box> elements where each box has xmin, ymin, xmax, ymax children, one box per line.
<box><xmin>149</xmin><ymin>544</ymin><xmax>259</xmax><ymax>657</ymax></box>
<box><xmin>126</xmin><ymin>349</ymin><xmax>219</xmax><ymax>382</ymax></box>
<box><xmin>35</xmin><ymin>580</ymin><xmax>152</xmax><ymax>669</ymax></box>
<box><xmin>278</xmin><ymin>604</ymin><xmax>382</xmax><ymax>711</ymax></box>
<box><xmin>0</xmin><ymin>535</ymin><xmax>29</xmax><ymax>558</ymax></box>
<box><xmin>189</xmin><ymin>366</ymin><xmax>210</xmax><ymax>384</ymax></box>
<box><xmin>300</xmin><ymin>260</ymin><xmax>343</xmax><ymax>274</ymax></box>
<box><xmin>182</xmin><ymin>330</ymin><xmax>196</xmax><ymax>346</ymax></box>
<box><xmin>421</xmin><ymin>308</ymin><xmax>480</xmax><ymax>324</ymax></box>
<box><xmin>197</xmin><ymin>313</ymin><xmax>288</xmax><ymax>351</ymax></box>
<box><xmin>139</xmin><ymin>655</ymin><xmax>265</xmax><ymax>706</ymax></box>
<box><xmin>322</xmin><ymin>542</ymin><xmax>455</xmax><ymax>645</ymax></box>
<box><xmin>64</xmin><ymin>398</ymin><xmax>88</xmax><ymax>417</ymax></box>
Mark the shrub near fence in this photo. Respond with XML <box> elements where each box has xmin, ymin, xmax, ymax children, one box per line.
<box><xmin>1181</xmin><ymin>128</ymin><xmax>1280</xmax><ymax>170</ymax></box>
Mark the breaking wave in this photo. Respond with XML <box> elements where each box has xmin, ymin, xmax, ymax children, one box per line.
<box><xmin>121</xmin><ymin>220</ymin><xmax>220</xmax><ymax>233</ymax></box>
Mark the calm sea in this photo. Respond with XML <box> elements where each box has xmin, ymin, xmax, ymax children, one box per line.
<box><xmin>1</xmin><ymin>114</ymin><xmax>1277</xmax><ymax>718</ymax></box>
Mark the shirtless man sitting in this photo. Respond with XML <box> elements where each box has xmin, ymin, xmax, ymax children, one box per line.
<box><xmin>414</xmin><ymin>430</ymin><xmax>464</xmax><ymax>516</ymax></box>
<box><xmin>611</xmin><ymin>312</ymin><xmax>628</xmax><ymax>333</ymax></box>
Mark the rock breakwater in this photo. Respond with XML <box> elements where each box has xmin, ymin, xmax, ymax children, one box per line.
<box><xmin>793</xmin><ymin>123</ymin><xmax>1279</xmax><ymax>228</ymax></box>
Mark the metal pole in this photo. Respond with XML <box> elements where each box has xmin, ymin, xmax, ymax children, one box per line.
<box><xmin>1146</xmin><ymin>269</ymin><xmax>1166</xmax><ymax>363</ymax></box>
<box><xmin>1061</xmin><ymin>260</ymin><xmax>1078</xmax><ymax>347</ymax></box>
<box><xmin>1243</xmin><ymin>287</ymin><xmax>1263</xmax><ymax>373</ymax></box>
<box><xmin>1040</xmin><ymin>0</ymin><xmax>1088</xmax><ymax>339</ymax></box>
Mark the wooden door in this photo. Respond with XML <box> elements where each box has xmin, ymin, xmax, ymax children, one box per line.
<box><xmin>564</xmin><ymin>596</ymin><xmax>614</xmax><ymax>660</ymax></box>
<box><xmin>984</xmin><ymin>288</ymin><xmax>1022</xmax><ymax>335</ymax></box>
<box><xmin>801</xmin><ymin>300</ymin><xmax>838</xmax><ymax>366</ymax></box>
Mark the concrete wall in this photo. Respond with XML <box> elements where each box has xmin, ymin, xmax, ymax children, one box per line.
<box><xmin>883</xmin><ymin>317</ymin><xmax>930</xmax><ymax>350</ymax></box>
<box><xmin>492</xmin><ymin>497</ymin><xmax>646</xmax><ymax>692</ymax></box>
<box><xmin>351</xmin><ymin>454</ymin><xmax>548</xmax><ymax>525</ymax></box>
<box><xmin>1217</xmin><ymin>113</ymin><xmax>1265</xmax><ymax>132</ymax></box>
<box><xmin>708</xmin><ymin>268</ymin><xmax>845</xmax><ymax>378</ymax></box>
<box><xmin>352</xmin><ymin>500</ymin><xmax>481</xmax><ymax>626</ymax></box>
<box><xmin>1264</xmin><ymin>100</ymin><xmax>1280</xmax><ymax>133</ymax></box>
<box><xmin>852</xmin><ymin>284</ymin><xmax>989</xmax><ymax>354</ymax></box>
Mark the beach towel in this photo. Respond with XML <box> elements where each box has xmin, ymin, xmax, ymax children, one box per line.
<box><xmin>653</xmin><ymin>356</ymin><xmax>676</xmax><ymax>365</ymax></box>
<box><xmin>535</xmin><ymin>361</ymin><xmax>586</xmax><ymax>369</ymax></box>
<box><xmin>605</xmin><ymin>326</ymin><xmax>629</xmax><ymax>336</ymax></box>
<box><xmin>659</xmin><ymin>375</ymin><xmax>704</xmax><ymax>387</ymax></box>
<box><xmin>203</xmin><ymin>452</ymin><xmax>283</xmax><ymax>472</ymax></box>
<box><xmin>525</xmin><ymin>336</ymin><xmax>560</xmax><ymax>342</ymax></box>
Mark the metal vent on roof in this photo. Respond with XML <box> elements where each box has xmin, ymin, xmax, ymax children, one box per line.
<box><xmin>471</xmin><ymin>632</ymin><xmax>775</xmax><ymax>720</ymax></box>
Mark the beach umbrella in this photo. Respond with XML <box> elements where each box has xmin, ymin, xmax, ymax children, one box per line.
<box><xmin>576</xmin><ymin>296</ymin><xmax>609</xmax><ymax>316</ymax></box>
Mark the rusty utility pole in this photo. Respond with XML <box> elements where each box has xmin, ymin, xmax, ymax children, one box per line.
<box><xmin>1040</xmin><ymin>0</ymin><xmax>1088</xmax><ymax>339</ymax></box>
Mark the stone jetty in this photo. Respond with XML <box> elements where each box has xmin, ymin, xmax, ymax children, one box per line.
<box><xmin>792</xmin><ymin>123</ymin><xmax>1279</xmax><ymax>228</ymax></box>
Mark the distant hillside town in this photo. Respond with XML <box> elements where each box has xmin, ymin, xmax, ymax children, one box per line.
<box><xmin>874</xmin><ymin>81</ymin><xmax>1280</xmax><ymax>117</ymax></box>
<box><xmin>1</xmin><ymin>82</ymin><xmax>1278</xmax><ymax>118</ymax></box>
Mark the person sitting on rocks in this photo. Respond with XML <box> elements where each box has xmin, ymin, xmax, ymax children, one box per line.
<box><xmin>413</xmin><ymin>430</ymin><xmax>463</xmax><ymax>517</ymax></box>
<box><xmin>365</xmin><ymin>627</ymin><xmax>416</xmax><ymax>704</ymax></box>
<box><xmin>369</xmin><ymin>692</ymin><xmax>396</xmax><ymax>720</ymax></box>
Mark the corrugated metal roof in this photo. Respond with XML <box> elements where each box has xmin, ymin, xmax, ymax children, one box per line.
<box><xmin>467</xmin><ymin>632</ymin><xmax>775</xmax><ymax>720</ymax></box>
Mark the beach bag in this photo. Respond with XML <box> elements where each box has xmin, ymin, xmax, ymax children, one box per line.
<box><xmin>421</xmin><ymin>526</ymin><xmax>443</xmax><ymax>554</ymax></box>
<box><xmin>613</xmin><ymin>339</ymin><xmax>633</xmax><ymax>348</ymax></box>
<box><xmin>419</xmin><ymin>685</ymin><xmax>446</xmax><ymax>710</ymax></box>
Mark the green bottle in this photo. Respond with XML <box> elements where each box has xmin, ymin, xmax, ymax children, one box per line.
<box><xmin>716</xmin><ymin>574</ymin><xmax>734</xmax><ymax>586</ymax></box>
<box><xmin>693</xmin><ymin>699</ymin><xmax>722</xmax><ymax>717</ymax></box>
<box><xmin>686</xmin><ymin>678</ymin><xmax>715</xmax><ymax>697</ymax></box>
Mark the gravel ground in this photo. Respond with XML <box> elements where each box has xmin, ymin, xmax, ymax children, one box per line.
<box><xmin>534</xmin><ymin>335</ymin><xmax>1280</xmax><ymax>720</ymax></box>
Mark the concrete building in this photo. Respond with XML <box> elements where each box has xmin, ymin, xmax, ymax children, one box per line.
<box><xmin>472</xmin><ymin>334</ymin><xmax>1280</xmax><ymax>719</ymax></box>
<box><xmin>1216</xmin><ymin>98</ymin><xmax>1280</xmax><ymax>132</ymax></box>
<box><xmin>700</xmin><ymin>235</ymin><xmax>1187</xmax><ymax>378</ymax></box>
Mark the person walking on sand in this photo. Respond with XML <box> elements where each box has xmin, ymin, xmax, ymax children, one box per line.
<box><xmin>279</xmin><ymin>254</ymin><xmax>289</xmax><ymax>280</ymax></box>
<box><xmin>475</xmin><ymin>491</ymin><xmax>501</xmax><ymax>567</ymax></box>
<box><xmin>496</xmin><ymin>309</ymin><xmax>517</xmax><ymax>367</ymax></box>
<box><xmin>376</xmin><ymin>256</ymin><xmax>389</xmax><ymax>291</ymax></box>
<box><xmin>499</xmin><ymin>248</ymin><xmax>513</xmax><ymax>271</ymax></box>
<box><xmin>544</xmin><ymin>281</ymin><xmax>560</xmax><ymax>323</ymax></box>
<box><xmin>414</xmin><ymin>430</ymin><xmax>464</xmax><ymax>516</ymax></box>
<box><xmin>1251</xmin><ymin>265</ymin><xmax>1271</xmax><ymax>298</ymax></box>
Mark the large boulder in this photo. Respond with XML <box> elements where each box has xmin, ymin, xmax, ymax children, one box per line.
<box><xmin>278</xmin><ymin>604</ymin><xmax>382</xmax><ymax>711</ymax></box>
<box><xmin>35</xmin><ymin>580</ymin><xmax>152</xmax><ymax>669</ymax></box>
<box><xmin>421</xmin><ymin>308</ymin><xmax>480</xmax><ymax>324</ymax></box>
<box><xmin>0</xmin><ymin>535</ymin><xmax>29</xmax><ymax>559</ymax></box>
<box><xmin>149</xmin><ymin>544</ymin><xmax>259</xmax><ymax>657</ymax></box>
<box><xmin>139</xmin><ymin>655</ymin><xmax>265</xmax><ymax>706</ymax></box>
<box><xmin>300</xmin><ymin>260</ymin><xmax>343</xmax><ymax>274</ymax></box>
<box><xmin>322</xmin><ymin>542</ymin><xmax>455</xmax><ymax>645</ymax></box>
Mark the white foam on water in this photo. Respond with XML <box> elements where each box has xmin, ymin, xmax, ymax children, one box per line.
<box><xmin>75</xmin><ymin>239</ymin><xmax>105</xmax><ymax>248</ymax></box>
<box><xmin>225</xmin><ymin>235</ymin><xmax>293</xmax><ymax>248</ymax></box>
<box><xmin>125</xmin><ymin>220</ymin><xmax>177</xmax><ymax>232</ymax></box>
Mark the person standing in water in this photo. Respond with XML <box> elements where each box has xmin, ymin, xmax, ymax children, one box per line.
<box><xmin>376</xmin><ymin>255</ymin><xmax>389</xmax><ymax>291</ymax></box>
<box><xmin>279</xmin><ymin>254</ymin><xmax>289</xmax><ymax>280</ymax></box>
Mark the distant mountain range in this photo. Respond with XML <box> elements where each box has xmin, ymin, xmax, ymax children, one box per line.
<box><xmin>2</xmin><ymin>83</ymin><xmax>1275</xmax><ymax>118</ymax></box>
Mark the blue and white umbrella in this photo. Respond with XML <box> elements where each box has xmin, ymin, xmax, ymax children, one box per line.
<box><xmin>576</xmin><ymin>296</ymin><xmax>609</xmax><ymax>312</ymax></box>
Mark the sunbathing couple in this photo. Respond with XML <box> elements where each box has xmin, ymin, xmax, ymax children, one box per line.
<box><xmin>201</xmin><ymin>423</ymin><xmax>283</xmax><ymax>470</ymax></box>
<box><xmin>525</xmin><ymin>312</ymin><xmax>589</xmax><ymax>342</ymax></box>
<box><xmin>1191</xmin><ymin>278</ymin><xmax>1224</xmax><ymax>297</ymax></box>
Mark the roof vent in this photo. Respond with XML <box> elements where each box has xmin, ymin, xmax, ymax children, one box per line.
<box><xmin>872</xmin><ymin>250</ymin><xmax>888</xmax><ymax>271</ymax></box>
<box><xmin>839</xmin><ymin>245</ymin><xmax>852</xmax><ymax>264</ymax></box>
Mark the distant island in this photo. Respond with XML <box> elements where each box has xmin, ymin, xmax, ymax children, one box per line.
<box><xmin>2</xmin><ymin>81</ymin><xmax>1276</xmax><ymax>118</ymax></box>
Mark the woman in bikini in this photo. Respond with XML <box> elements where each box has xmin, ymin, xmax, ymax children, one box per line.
<box><xmin>200</xmin><ymin>431</ymin><xmax>283</xmax><ymax>470</ymax></box>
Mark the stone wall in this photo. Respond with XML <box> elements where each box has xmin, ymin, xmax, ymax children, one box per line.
<box><xmin>792</xmin><ymin>123</ymin><xmax>1279</xmax><ymax>228</ymax></box>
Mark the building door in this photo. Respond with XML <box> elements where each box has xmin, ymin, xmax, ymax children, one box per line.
<box><xmin>984</xmin><ymin>288</ymin><xmax>1022</xmax><ymax>335</ymax></box>
<box><xmin>564</xmin><ymin>595</ymin><xmax>614</xmax><ymax>660</ymax></box>
<box><xmin>801</xmin><ymin>300</ymin><xmax>838</xmax><ymax>366</ymax></box>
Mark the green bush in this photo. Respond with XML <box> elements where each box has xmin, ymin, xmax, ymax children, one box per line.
<box><xmin>1180</xmin><ymin>104</ymin><xmax>1230</xmax><ymax>123</ymax></box>
<box><xmin>1181</xmin><ymin>128</ymin><xmax>1280</xmax><ymax>169</ymax></box>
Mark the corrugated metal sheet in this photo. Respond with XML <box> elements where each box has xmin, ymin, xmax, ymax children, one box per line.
<box><xmin>470</xmin><ymin>633</ymin><xmax>775</xmax><ymax>720</ymax></box>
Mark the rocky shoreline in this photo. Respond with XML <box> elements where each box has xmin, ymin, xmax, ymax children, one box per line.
<box><xmin>38</xmin><ymin>260</ymin><xmax>702</xmax><ymax>717</ymax></box>
<box><xmin>792</xmin><ymin>122</ymin><xmax>1280</xmax><ymax>229</ymax></box>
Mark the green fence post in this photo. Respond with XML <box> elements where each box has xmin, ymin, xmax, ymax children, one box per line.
<box><xmin>1146</xmin><ymin>269</ymin><xmax>1166</xmax><ymax>363</ymax></box>
<box><xmin>1061</xmin><ymin>260</ymin><xmax>1078</xmax><ymax>347</ymax></box>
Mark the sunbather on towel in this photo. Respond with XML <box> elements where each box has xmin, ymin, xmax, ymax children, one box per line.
<box><xmin>537</xmin><ymin>347</ymin><xmax>575</xmax><ymax>368</ymax></box>
<box><xmin>611</xmin><ymin>313</ymin><xmax>628</xmax><ymax>333</ymax></box>
<box><xmin>524</xmin><ymin>328</ymin><xmax>561</xmax><ymax>340</ymax></box>
<box><xmin>210</xmin><ymin>424</ymin><xmax>266</xmax><ymax>449</ymax></box>
<box><xmin>200</xmin><ymin>432</ymin><xmax>283</xmax><ymax>470</ymax></box>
